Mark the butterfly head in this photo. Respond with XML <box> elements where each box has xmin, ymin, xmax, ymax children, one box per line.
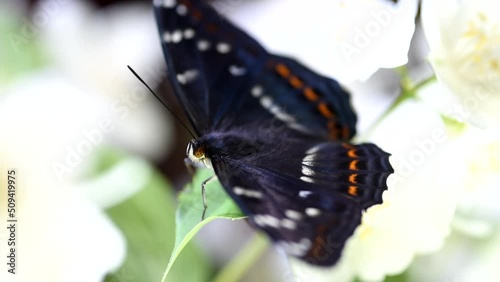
<box><xmin>187</xmin><ymin>139</ymin><xmax>212</xmax><ymax>168</ymax></box>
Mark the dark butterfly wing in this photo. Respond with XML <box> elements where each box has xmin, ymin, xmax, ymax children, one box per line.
<box><xmin>154</xmin><ymin>0</ymin><xmax>267</xmax><ymax>135</ymax></box>
<box><xmin>210</xmin><ymin>134</ymin><xmax>393</xmax><ymax>265</ymax></box>
<box><xmin>154</xmin><ymin>0</ymin><xmax>356</xmax><ymax>140</ymax></box>
<box><xmin>216</xmin><ymin>54</ymin><xmax>357</xmax><ymax>140</ymax></box>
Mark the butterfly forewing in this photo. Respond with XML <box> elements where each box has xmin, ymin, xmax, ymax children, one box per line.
<box><xmin>155</xmin><ymin>0</ymin><xmax>357</xmax><ymax>140</ymax></box>
<box><xmin>155</xmin><ymin>0</ymin><xmax>267</xmax><ymax>135</ymax></box>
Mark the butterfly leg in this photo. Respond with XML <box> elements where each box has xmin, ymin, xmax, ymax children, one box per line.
<box><xmin>184</xmin><ymin>158</ymin><xmax>196</xmax><ymax>176</ymax></box>
<box><xmin>201</xmin><ymin>175</ymin><xmax>217</xmax><ymax>221</ymax></box>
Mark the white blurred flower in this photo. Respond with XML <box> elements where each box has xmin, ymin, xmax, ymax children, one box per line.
<box><xmin>35</xmin><ymin>0</ymin><xmax>173</xmax><ymax>159</ymax></box>
<box><xmin>406</xmin><ymin>226</ymin><xmax>500</xmax><ymax>282</ymax></box>
<box><xmin>401</xmin><ymin>79</ymin><xmax>500</xmax><ymax>282</ymax></box>
<box><xmin>216</xmin><ymin>0</ymin><xmax>419</xmax><ymax>82</ymax></box>
<box><xmin>455</xmin><ymin>128</ymin><xmax>500</xmax><ymax>224</ymax></box>
<box><xmin>40</xmin><ymin>0</ymin><xmax>164</xmax><ymax>95</ymax></box>
<box><xmin>0</xmin><ymin>72</ymin><xmax>135</xmax><ymax>282</ymax></box>
<box><xmin>406</xmin><ymin>127</ymin><xmax>500</xmax><ymax>281</ymax></box>
<box><xmin>419</xmin><ymin>80</ymin><xmax>500</xmax><ymax>227</ymax></box>
<box><xmin>422</xmin><ymin>0</ymin><xmax>500</xmax><ymax>128</ymax></box>
<box><xmin>291</xmin><ymin>101</ymin><xmax>468</xmax><ymax>281</ymax></box>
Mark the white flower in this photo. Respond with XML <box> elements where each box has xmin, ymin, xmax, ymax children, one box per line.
<box><xmin>406</xmin><ymin>131</ymin><xmax>500</xmax><ymax>281</ymax></box>
<box><xmin>40</xmin><ymin>0</ymin><xmax>164</xmax><ymax>94</ymax></box>
<box><xmin>406</xmin><ymin>225</ymin><xmax>500</xmax><ymax>282</ymax></box>
<box><xmin>215</xmin><ymin>0</ymin><xmax>419</xmax><ymax>83</ymax></box>
<box><xmin>455</xmin><ymin>128</ymin><xmax>500</xmax><ymax>224</ymax></box>
<box><xmin>290</xmin><ymin>101</ymin><xmax>468</xmax><ymax>281</ymax></box>
<box><xmin>0</xmin><ymin>74</ymin><xmax>129</xmax><ymax>282</ymax></box>
<box><xmin>34</xmin><ymin>0</ymin><xmax>173</xmax><ymax>160</ymax></box>
<box><xmin>419</xmin><ymin>81</ymin><xmax>500</xmax><ymax>225</ymax></box>
<box><xmin>422</xmin><ymin>0</ymin><xmax>500</xmax><ymax>128</ymax></box>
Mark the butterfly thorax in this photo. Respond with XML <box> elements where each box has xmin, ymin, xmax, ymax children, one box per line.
<box><xmin>187</xmin><ymin>132</ymin><xmax>264</xmax><ymax>169</ymax></box>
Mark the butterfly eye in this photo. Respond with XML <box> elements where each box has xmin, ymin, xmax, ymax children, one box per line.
<box><xmin>187</xmin><ymin>140</ymin><xmax>205</xmax><ymax>159</ymax></box>
<box><xmin>193</xmin><ymin>146</ymin><xmax>206</xmax><ymax>159</ymax></box>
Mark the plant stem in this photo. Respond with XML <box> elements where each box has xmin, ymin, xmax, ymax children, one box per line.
<box><xmin>213</xmin><ymin>233</ymin><xmax>269</xmax><ymax>282</ymax></box>
<box><xmin>355</xmin><ymin>70</ymin><xmax>437</xmax><ymax>142</ymax></box>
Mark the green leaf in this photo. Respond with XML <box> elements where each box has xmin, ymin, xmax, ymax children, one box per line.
<box><xmin>384</xmin><ymin>270</ymin><xmax>410</xmax><ymax>282</ymax></box>
<box><xmin>440</xmin><ymin>114</ymin><xmax>468</xmax><ymax>137</ymax></box>
<box><xmin>162</xmin><ymin>168</ymin><xmax>245</xmax><ymax>282</ymax></box>
<box><xmin>0</xmin><ymin>9</ymin><xmax>48</xmax><ymax>85</ymax></box>
<box><xmin>83</xmin><ymin>148</ymin><xmax>213</xmax><ymax>282</ymax></box>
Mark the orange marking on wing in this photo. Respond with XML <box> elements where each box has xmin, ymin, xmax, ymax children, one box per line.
<box><xmin>192</xmin><ymin>9</ymin><xmax>203</xmax><ymax>20</ymax></box>
<box><xmin>342</xmin><ymin>143</ymin><xmax>354</xmax><ymax>150</ymax></box>
<box><xmin>181</xmin><ymin>0</ymin><xmax>192</xmax><ymax>8</ymax></box>
<box><xmin>348</xmin><ymin>186</ymin><xmax>358</xmax><ymax>196</ymax></box>
<box><xmin>275</xmin><ymin>63</ymin><xmax>291</xmax><ymax>77</ymax></box>
<box><xmin>318</xmin><ymin>103</ymin><xmax>334</xmax><ymax>119</ymax></box>
<box><xmin>342</xmin><ymin>126</ymin><xmax>350</xmax><ymax>140</ymax></box>
<box><xmin>326</xmin><ymin>121</ymin><xmax>338</xmax><ymax>140</ymax></box>
<box><xmin>310</xmin><ymin>235</ymin><xmax>325</xmax><ymax>258</ymax></box>
<box><xmin>348</xmin><ymin>174</ymin><xmax>358</xmax><ymax>184</ymax></box>
<box><xmin>206</xmin><ymin>23</ymin><xmax>219</xmax><ymax>33</ymax></box>
<box><xmin>347</xmin><ymin>149</ymin><xmax>357</xmax><ymax>158</ymax></box>
<box><xmin>327</xmin><ymin>121</ymin><xmax>340</xmax><ymax>139</ymax></box>
<box><xmin>349</xmin><ymin>160</ymin><xmax>359</xmax><ymax>170</ymax></box>
<box><xmin>308</xmin><ymin>224</ymin><xmax>327</xmax><ymax>258</ymax></box>
<box><xmin>289</xmin><ymin>76</ymin><xmax>304</xmax><ymax>89</ymax></box>
<box><xmin>303</xmin><ymin>88</ymin><xmax>319</xmax><ymax>102</ymax></box>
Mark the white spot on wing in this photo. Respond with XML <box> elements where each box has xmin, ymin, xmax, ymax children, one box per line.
<box><xmin>229</xmin><ymin>65</ymin><xmax>246</xmax><ymax>76</ymax></box>
<box><xmin>157</xmin><ymin>0</ymin><xmax>176</xmax><ymax>8</ymax></box>
<box><xmin>177</xmin><ymin>69</ymin><xmax>198</xmax><ymax>85</ymax></box>
<box><xmin>197</xmin><ymin>40</ymin><xmax>211</xmax><ymax>51</ymax></box>
<box><xmin>300</xmin><ymin>176</ymin><xmax>314</xmax><ymax>183</ymax></box>
<box><xmin>260</xmin><ymin>96</ymin><xmax>273</xmax><ymax>108</ymax></box>
<box><xmin>302</xmin><ymin>154</ymin><xmax>316</xmax><ymax>162</ymax></box>
<box><xmin>269</xmin><ymin>105</ymin><xmax>295</xmax><ymax>122</ymax></box>
<box><xmin>278</xmin><ymin>238</ymin><xmax>312</xmax><ymax>256</ymax></box>
<box><xmin>281</xmin><ymin>218</ymin><xmax>297</xmax><ymax>230</ymax></box>
<box><xmin>251</xmin><ymin>85</ymin><xmax>263</xmax><ymax>97</ymax></box>
<box><xmin>216</xmin><ymin>42</ymin><xmax>231</xmax><ymax>53</ymax></box>
<box><xmin>171</xmin><ymin>30</ymin><xmax>182</xmax><ymax>43</ymax></box>
<box><xmin>306</xmin><ymin>145</ymin><xmax>322</xmax><ymax>155</ymax></box>
<box><xmin>285</xmin><ymin>209</ymin><xmax>302</xmax><ymax>220</ymax></box>
<box><xmin>299</xmin><ymin>190</ymin><xmax>312</xmax><ymax>197</ymax></box>
<box><xmin>253</xmin><ymin>214</ymin><xmax>300</xmax><ymax>230</ymax></box>
<box><xmin>184</xmin><ymin>28</ymin><xmax>195</xmax><ymax>39</ymax></box>
<box><xmin>289</xmin><ymin>123</ymin><xmax>312</xmax><ymax>134</ymax></box>
<box><xmin>301</xmin><ymin>166</ymin><xmax>315</xmax><ymax>176</ymax></box>
<box><xmin>305</xmin><ymin>207</ymin><xmax>321</xmax><ymax>217</ymax></box>
<box><xmin>176</xmin><ymin>4</ymin><xmax>188</xmax><ymax>15</ymax></box>
<box><xmin>254</xmin><ymin>214</ymin><xmax>280</xmax><ymax>228</ymax></box>
<box><xmin>162</xmin><ymin>31</ymin><xmax>172</xmax><ymax>43</ymax></box>
<box><xmin>233</xmin><ymin>186</ymin><xmax>262</xmax><ymax>198</ymax></box>
<box><xmin>250</xmin><ymin>87</ymin><xmax>313</xmax><ymax>135</ymax></box>
<box><xmin>302</xmin><ymin>153</ymin><xmax>317</xmax><ymax>166</ymax></box>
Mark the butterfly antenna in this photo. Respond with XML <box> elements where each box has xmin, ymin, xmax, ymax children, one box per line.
<box><xmin>127</xmin><ymin>65</ymin><xmax>196</xmax><ymax>139</ymax></box>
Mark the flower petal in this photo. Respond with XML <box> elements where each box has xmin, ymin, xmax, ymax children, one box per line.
<box><xmin>216</xmin><ymin>0</ymin><xmax>419</xmax><ymax>82</ymax></box>
<box><xmin>422</xmin><ymin>0</ymin><xmax>500</xmax><ymax>128</ymax></box>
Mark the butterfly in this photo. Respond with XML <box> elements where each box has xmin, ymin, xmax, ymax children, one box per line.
<box><xmin>153</xmin><ymin>0</ymin><xmax>393</xmax><ymax>266</ymax></box>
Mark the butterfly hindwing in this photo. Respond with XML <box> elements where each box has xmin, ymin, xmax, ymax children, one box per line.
<box><xmin>205</xmin><ymin>130</ymin><xmax>392</xmax><ymax>265</ymax></box>
<box><xmin>214</xmin><ymin>161</ymin><xmax>361</xmax><ymax>265</ymax></box>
